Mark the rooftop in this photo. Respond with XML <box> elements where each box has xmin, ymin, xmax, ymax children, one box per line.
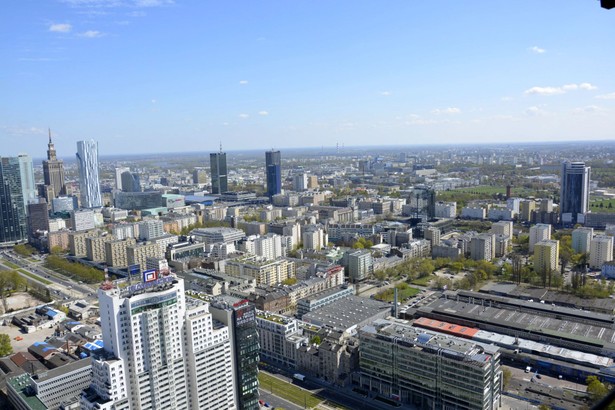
<box><xmin>301</xmin><ymin>295</ymin><xmax>390</xmax><ymax>332</ymax></box>
<box><xmin>7</xmin><ymin>374</ymin><xmax>47</xmax><ymax>410</ymax></box>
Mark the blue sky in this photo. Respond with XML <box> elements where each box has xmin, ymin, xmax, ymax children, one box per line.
<box><xmin>1</xmin><ymin>1</ymin><xmax>614</xmax><ymax>157</ymax></box>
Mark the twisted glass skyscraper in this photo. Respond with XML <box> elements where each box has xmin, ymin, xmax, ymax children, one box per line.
<box><xmin>76</xmin><ymin>140</ymin><xmax>102</xmax><ymax>208</ymax></box>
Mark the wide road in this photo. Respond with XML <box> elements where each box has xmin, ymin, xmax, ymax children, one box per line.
<box><xmin>0</xmin><ymin>251</ymin><xmax>96</xmax><ymax>302</ymax></box>
<box><xmin>258</xmin><ymin>389</ymin><xmax>304</xmax><ymax>410</ymax></box>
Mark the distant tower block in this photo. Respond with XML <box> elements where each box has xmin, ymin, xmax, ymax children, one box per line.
<box><xmin>506</xmin><ymin>185</ymin><xmax>512</xmax><ymax>199</ymax></box>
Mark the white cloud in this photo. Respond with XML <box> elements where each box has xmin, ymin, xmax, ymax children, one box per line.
<box><xmin>258</xmin><ymin>111</ymin><xmax>269</xmax><ymax>116</ymax></box>
<box><xmin>579</xmin><ymin>82</ymin><xmax>597</xmax><ymax>90</ymax></box>
<box><xmin>432</xmin><ymin>107</ymin><xmax>461</xmax><ymax>115</ymax></box>
<box><xmin>529</xmin><ymin>46</ymin><xmax>546</xmax><ymax>54</ymax></box>
<box><xmin>525</xmin><ymin>106</ymin><xmax>546</xmax><ymax>116</ymax></box>
<box><xmin>61</xmin><ymin>0</ymin><xmax>173</xmax><ymax>7</ymax></box>
<box><xmin>501</xmin><ymin>96</ymin><xmax>513</xmax><ymax>102</ymax></box>
<box><xmin>134</xmin><ymin>0</ymin><xmax>174</xmax><ymax>6</ymax></box>
<box><xmin>380</xmin><ymin>91</ymin><xmax>391</xmax><ymax>96</ymax></box>
<box><xmin>239</xmin><ymin>80</ymin><xmax>248</xmax><ymax>85</ymax></box>
<box><xmin>572</xmin><ymin>105</ymin><xmax>604</xmax><ymax>114</ymax></box>
<box><xmin>49</xmin><ymin>23</ymin><xmax>72</xmax><ymax>33</ymax></box>
<box><xmin>80</xmin><ymin>30</ymin><xmax>104</xmax><ymax>38</ymax></box>
<box><xmin>238</xmin><ymin>113</ymin><xmax>249</xmax><ymax>119</ymax></box>
<box><xmin>596</xmin><ymin>92</ymin><xmax>615</xmax><ymax>100</ymax></box>
<box><xmin>525</xmin><ymin>83</ymin><xmax>597</xmax><ymax>95</ymax></box>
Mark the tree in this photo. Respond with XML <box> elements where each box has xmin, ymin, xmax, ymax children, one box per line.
<box><xmin>587</xmin><ymin>376</ymin><xmax>609</xmax><ymax>404</ymax></box>
<box><xmin>281</xmin><ymin>277</ymin><xmax>298</xmax><ymax>286</ymax></box>
<box><xmin>0</xmin><ymin>271</ymin><xmax>26</xmax><ymax>313</ymax></box>
<box><xmin>0</xmin><ymin>334</ymin><xmax>12</xmax><ymax>356</ymax></box>
<box><xmin>310</xmin><ymin>335</ymin><xmax>321</xmax><ymax>345</ymax></box>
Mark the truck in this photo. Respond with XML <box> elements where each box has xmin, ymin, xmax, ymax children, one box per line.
<box><xmin>293</xmin><ymin>373</ymin><xmax>306</xmax><ymax>382</ymax></box>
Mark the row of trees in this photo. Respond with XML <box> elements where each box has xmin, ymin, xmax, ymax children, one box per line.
<box><xmin>45</xmin><ymin>255</ymin><xmax>105</xmax><ymax>283</ymax></box>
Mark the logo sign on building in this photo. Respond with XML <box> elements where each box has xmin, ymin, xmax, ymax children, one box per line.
<box><xmin>143</xmin><ymin>269</ymin><xmax>158</xmax><ymax>283</ymax></box>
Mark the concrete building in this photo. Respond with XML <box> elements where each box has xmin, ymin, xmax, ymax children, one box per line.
<box><xmin>342</xmin><ymin>249</ymin><xmax>373</xmax><ymax>282</ymax></box>
<box><xmin>572</xmin><ymin>227</ymin><xmax>594</xmax><ymax>254</ymax></box>
<box><xmin>191</xmin><ymin>227</ymin><xmax>245</xmax><ymax>246</ymax></box>
<box><xmin>86</xmin><ymin>235</ymin><xmax>114</xmax><ymax>262</ymax></box>
<box><xmin>534</xmin><ymin>240</ymin><xmax>560</xmax><ymax>277</ymax></box>
<box><xmin>115</xmin><ymin>167</ymin><xmax>130</xmax><ymax>191</ymax></box>
<box><xmin>69</xmin><ymin>230</ymin><xmax>98</xmax><ymax>257</ymax></box>
<box><xmin>71</xmin><ymin>209</ymin><xmax>96</xmax><ymax>232</ymax></box>
<box><xmin>529</xmin><ymin>223</ymin><xmax>552</xmax><ymax>253</ymax></box>
<box><xmin>590</xmin><ymin>235</ymin><xmax>614</xmax><ymax>269</ymax></box>
<box><xmin>42</xmin><ymin>131</ymin><xmax>67</xmax><ymax>200</ymax></box>
<box><xmin>491</xmin><ymin>221</ymin><xmax>513</xmax><ymax>240</ymax></box>
<box><xmin>240</xmin><ymin>233</ymin><xmax>285</xmax><ymax>260</ymax></box>
<box><xmin>424</xmin><ymin>227</ymin><xmax>440</xmax><ymax>247</ymax></box>
<box><xmin>293</xmin><ymin>173</ymin><xmax>308</xmax><ymax>192</ymax></box>
<box><xmin>7</xmin><ymin>358</ymin><xmax>92</xmax><ymax>410</ymax></box>
<box><xmin>460</xmin><ymin>207</ymin><xmax>486</xmax><ymax>220</ymax></box>
<box><xmin>519</xmin><ymin>199</ymin><xmax>536</xmax><ymax>222</ymax></box>
<box><xmin>302</xmin><ymin>225</ymin><xmax>328</xmax><ymax>250</ymax></box>
<box><xmin>470</xmin><ymin>233</ymin><xmax>495</xmax><ymax>261</ymax></box>
<box><xmin>81</xmin><ymin>276</ymin><xmax>237</xmax><ymax>410</ymax></box>
<box><xmin>76</xmin><ymin>140</ymin><xmax>102</xmax><ymax>208</ymax></box>
<box><xmin>256</xmin><ymin>311</ymin><xmax>306</xmax><ymax>368</ymax></box>
<box><xmin>127</xmin><ymin>242</ymin><xmax>162</xmax><ymax>272</ymax></box>
<box><xmin>138</xmin><ymin>219</ymin><xmax>164</xmax><ymax>240</ymax></box>
<box><xmin>435</xmin><ymin>201</ymin><xmax>457</xmax><ymax>218</ymax></box>
<box><xmin>358</xmin><ymin>319</ymin><xmax>501</xmax><ymax>410</ymax></box>
<box><xmin>297</xmin><ymin>285</ymin><xmax>354</xmax><ymax>319</ymax></box>
<box><xmin>225</xmin><ymin>256</ymin><xmax>295</xmax><ymax>286</ymax></box>
<box><xmin>105</xmin><ymin>238</ymin><xmax>137</xmax><ymax>267</ymax></box>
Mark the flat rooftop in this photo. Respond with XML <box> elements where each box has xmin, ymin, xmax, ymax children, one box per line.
<box><xmin>420</xmin><ymin>297</ymin><xmax>615</xmax><ymax>352</ymax></box>
<box><xmin>301</xmin><ymin>295</ymin><xmax>390</xmax><ymax>331</ymax></box>
<box><xmin>361</xmin><ymin>319</ymin><xmax>498</xmax><ymax>367</ymax></box>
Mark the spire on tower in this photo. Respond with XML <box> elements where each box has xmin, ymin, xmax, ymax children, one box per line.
<box><xmin>48</xmin><ymin>128</ymin><xmax>52</xmax><ymax>143</ymax></box>
<box><xmin>219</xmin><ymin>141</ymin><xmax>222</xmax><ymax>153</ymax></box>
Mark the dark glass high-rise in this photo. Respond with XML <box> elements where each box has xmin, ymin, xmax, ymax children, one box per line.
<box><xmin>265</xmin><ymin>150</ymin><xmax>281</xmax><ymax>198</ymax></box>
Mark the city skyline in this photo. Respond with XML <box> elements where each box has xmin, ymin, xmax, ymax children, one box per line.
<box><xmin>1</xmin><ymin>1</ymin><xmax>614</xmax><ymax>156</ymax></box>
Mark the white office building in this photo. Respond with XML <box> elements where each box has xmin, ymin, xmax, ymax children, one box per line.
<box><xmin>81</xmin><ymin>276</ymin><xmax>237</xmax><ymax>410</ymax></box>
<box><xmin>572</xmin><ymin>227</ymin><xmax>593</xmax><ymax>254</ymax></box>
<box><xmin>77</xmin><ymin>140</ymin><xmax>102</xmax><ymax>208</ymax></box>
<box><xmin>529</xmin><ymin>223</ymin><xmax>551</xmax><ymax>253</ymax></box>
<box><xmin>590</xmin><ymin>235</ymin><xmax>614</xmax><ymax>269</ymax></box>
<box><xmin>138</xmin><ymin>219</ymin><xmax>165</xmax><ymax>240</ymax></box>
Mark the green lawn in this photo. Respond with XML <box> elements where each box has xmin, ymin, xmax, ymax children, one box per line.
<box><xmin>17</xmin><ymin>269</ymin><xmax>52</xmax><ymax>285</ymax></box>
<box><xmin>411</xmin><ymin>276</ymin><xmax>433</xmax><ymax>286</ymax></box>
<box><xmin>0</xmin><ymin>259</ymin><xmax>20</xmax><ymax>269</ymax></box>
<box><xmin>590</xmin><ymin>197</ymin><xmax>615</xmax><ymax>213</ymax></box>
<box><xmin>258</xmin><ymin>372</ymin><xmax>323</xmax><ymax>408</ymax></box>
<box><xmin>374</xmin><ymin>284</ymin><xmax>421</xmax><ymax>302</ymax></box>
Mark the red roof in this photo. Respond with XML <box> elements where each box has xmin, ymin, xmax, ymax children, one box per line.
<box><xmin>413</xmin><ymin>317</ymin><xmax>479</xmax><ymax>338</ymax></box>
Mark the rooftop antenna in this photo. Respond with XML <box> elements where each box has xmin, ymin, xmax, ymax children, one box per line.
<box><xmin>219</xmin><ymin>141</ymin><xmax>223</xmax><ymax>153</ymax></box>
<box><xmin>48</xmin><ymin>128</ymin><xmax>52</xmax><ymax>143</ymax></box>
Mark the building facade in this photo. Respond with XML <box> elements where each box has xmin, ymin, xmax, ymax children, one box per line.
<box><xmin>81</xmin><ymin>276</ymin><xmax>237</xmax><ymax>410</ymax></box>
<box><xmin>358</xmin><ymin>319</ymin><xmax>502</xmax><ymax>410</ymax></box>
<box><xmin>210</xmin><ymin>152</ymin><xmax>228</xmax><ymax>194</ymax></box>
<box><xmin>0</xmin><ymin>156</ymin><xmax>28</xmax><ymax>245</ymax></box>
<box><xmin>560</xmin><ymin>161</ymin><xmax>590</xmax><ymax>225</ymax></box>
<box><xmin>43</xmin><ymin>131</ymin><xmax>67</xmax><ymax>200</ymax></box>
<box><xmin>76</xmin><ymin>140</ymin><xmax>102</xmax><ymax>208</ymax></box>
<box><xmin>265</xmin><ymin>150</ymin><xmax>282</xmax><ymax>198</ymax></box>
